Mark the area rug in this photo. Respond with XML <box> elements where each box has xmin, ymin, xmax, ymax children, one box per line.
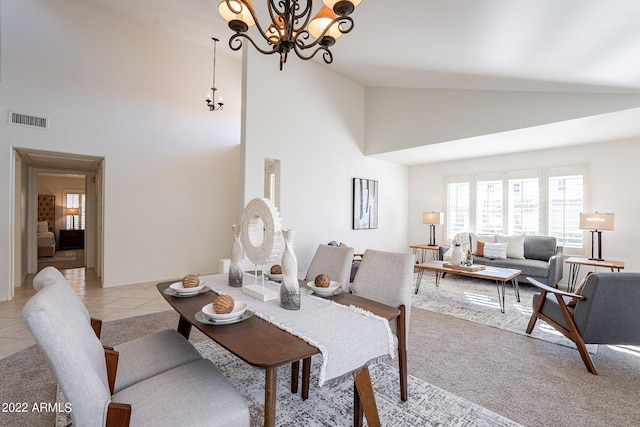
<box><xmin>411</xmin><ymin>273</ymin><xmax>596</xmax><ymax>353</ymax></box>
<box><xmin>37</xmin><ymin>249</ymin><xmax>85</xmax><ymax>271</ymax></box>
<box><xmin>56</xmin><ymin>339</ymin><xmax>522</xmax><ymax>427</ymax></box>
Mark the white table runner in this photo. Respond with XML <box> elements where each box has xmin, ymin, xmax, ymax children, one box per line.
<box><xmin>200</xmin><ymin>273</ymin><xmax>395</xmax><ymax>386</ymax></box>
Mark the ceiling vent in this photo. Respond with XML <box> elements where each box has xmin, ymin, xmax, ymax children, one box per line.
<box><xmin>9</xmin><ymin>112</ymin><xmax>48</xmax><ymax>129</ymax></box>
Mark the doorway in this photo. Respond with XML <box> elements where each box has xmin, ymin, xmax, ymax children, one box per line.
<box><xmin>12</xmin><ymin>148</ymin><xmax>104</xmax><ymax>289</ymax></box>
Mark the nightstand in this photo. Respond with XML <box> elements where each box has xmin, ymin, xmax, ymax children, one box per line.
<box><xmin>59</xmin><ymin>229</ymin><xmax>84</xmax><ymax>250</ymax></box>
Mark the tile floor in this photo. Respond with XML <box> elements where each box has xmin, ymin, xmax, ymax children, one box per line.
<box><xmin>0</xmin><ymin>268</ymin><xmax>172</xmax><ymax>360</ymax></box>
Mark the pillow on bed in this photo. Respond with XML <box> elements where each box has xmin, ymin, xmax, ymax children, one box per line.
<box><xmin>37</xmin><ymin>221</ymin><xmax>49</xmax><ymax>233</ymax></box>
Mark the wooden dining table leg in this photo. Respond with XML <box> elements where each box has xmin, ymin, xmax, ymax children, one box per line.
<box><xmin>302</xmin><ymin>357</ymin><xmax>311</xmax><ymax>400</ymax></box>
<box><xmin>264</xmin><ymin>367</ymin><xmax>277</xmax><ymax>427</ymax></box>
<box><xmin>353</xmin><ymin>366</ymin><xmax>380</xmax><ymax>427</ymax></box>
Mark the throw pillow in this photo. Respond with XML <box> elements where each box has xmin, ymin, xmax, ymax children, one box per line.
<box><xmin>483</xmin><ymin>242</ymin><xmax>508</xmax><ymax>259</ymax></box>
<box><xmin>567</xmin><ymin>272</ymin><xmax>593</xmax><ymax>307</ymax></box>
<box><xmin>496</xmin><ymin>234</ymin><xmax>525</xmax><ymax>259</ymax></box>
<box><xmin>475</xmin><ymin>241</ymin><xmax>485</xmax><ymax>257</ymax></box>
<box><xmin>37</xmin><ymin>221</ymin><xmax>48</xmax><ymax>234</ymax></box>
<box><xmin>471</xmin><ymin>233</ymin><xmax>496</xmax><ymax>254</ymax></box>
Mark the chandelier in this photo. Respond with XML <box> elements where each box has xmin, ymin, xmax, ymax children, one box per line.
<box><xmin>217</xmin><ymin>0</ymin><xmax>363</xmax><ymax>70</ymax></box>
<box><xmin>206</xmin><ymin>37</ymin><xmax>224</xmax><ymax>111</ymax></box>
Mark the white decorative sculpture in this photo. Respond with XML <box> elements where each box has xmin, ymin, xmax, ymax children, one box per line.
<box><xmin>239</xmin><ymin>198</ymin><xmax>282</xmax><ymax>301</ymax></box>
<box><xmin>228</xmin><ymin>224</ymin><xmax>243</xmax><ymax>287</ymax></box>
<box><xmin>280</xmin><ymin>229</ymin><xmax>300</xmax><ymax>310</ymax></box>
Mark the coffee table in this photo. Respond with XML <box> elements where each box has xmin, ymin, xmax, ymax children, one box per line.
<box><xmin>157</xmin><ymin>280</ymin><xmax>398</xmax><ymax>427</ymax></box>
<box><xmin>414</xmin><ymin>260</ymin><xmax>521</xmax><ymax>313</ymax></box>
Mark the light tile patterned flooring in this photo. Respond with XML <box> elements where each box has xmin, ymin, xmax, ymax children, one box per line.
<box><xmin>0</xmin><ymin>268</ymin><xmax>172</xmax><ymax>360</ymax></box>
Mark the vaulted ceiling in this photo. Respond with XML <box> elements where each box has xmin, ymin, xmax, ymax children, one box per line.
<box><xmin>85</xmin><ymin>0</ymin><xmax>640</xmax><ymax>163</ymax></box>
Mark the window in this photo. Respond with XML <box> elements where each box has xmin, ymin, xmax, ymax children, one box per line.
<box><xmin>446</xmin><ymin>181</ymin><xmax>470</xmax><ymax>239</ymax></box>
<box><xmin>508</xmin><ymin>177</ymin><xmax>540</xmax><ymax>235</ymax></box>
<box><xmin>548</xmin><ymin>174</ymin><xmax>584</xmax><ymax>248</ymax></box>
<box><xmin>445</xmin><ymin>166</ymin><xmax>586</xmax><ymax>249</ymax></box>
<box><xmin>64</xmin><ymin>191</ymin><xmax>85</xmax><ymax>230</ymax></box>
<box><xmin>476</xmin><ymin>179</ymin><xmax>503</xmax><ymax>234</ymax></box>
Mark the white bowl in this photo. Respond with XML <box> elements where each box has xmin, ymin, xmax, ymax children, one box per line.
<box><xmin>307</xmin><ymin>281</ymin><xmax>341</xmax><ymax>296</ymax></box>
<box><xmin>265</xmin><ymin>273</ymin><xmax>283</xmax><ymax>282</ymax></box>
<box><xmin>201</xmin><ymin>300</ymin><xmax>248</xmax><ymax>321</ymax></box>
<box><xmin>170</xmin><ymin>281</ymin><xmax>206</xmax><ymax>294</ymax></box>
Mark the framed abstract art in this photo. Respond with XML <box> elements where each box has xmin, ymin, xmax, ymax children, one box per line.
<box><xmin>353</xmin><ymin>178</ymin><xmax>378</xmax><ymax>230</ymax></box>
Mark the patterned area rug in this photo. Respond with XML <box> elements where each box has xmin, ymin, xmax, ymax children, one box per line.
<box><xmin>56</xmin><ymin>340</ymin><xmax>522</xmax><ymax>427</ymax></box>
<box><xmin>411</xmin><ymin>272</ymin><xmax>596</xmax><ymax>353</ymax></box>
<box><xmin>37</xmin><ymin>249</ymin><xmax>85</xmax><ymax>271</ymax></box>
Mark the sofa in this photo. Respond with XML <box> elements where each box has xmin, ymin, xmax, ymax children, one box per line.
<box><xmin>439</xmin><ymin>233</ymin><xmax>563</xmax><ymax>287</ymax></box>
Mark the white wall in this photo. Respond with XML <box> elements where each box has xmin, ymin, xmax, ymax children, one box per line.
<box><xmin>0</xmin><ymin>0</ymin><xmax>243</xmax><ymax>298</ymax></box>
<box><xmin>408</xmin><ymin>139</ymin><xmax>640</xmax><ymax>283</ymax></box>
<box><xmin>242</xmin><ymin>49</ymin><xmax>409</xmax><ymax>276</ymax></box>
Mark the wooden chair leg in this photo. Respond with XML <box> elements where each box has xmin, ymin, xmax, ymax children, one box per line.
<box><xmin>526</xmin><ymin>289</ymin><xmax>547</xmax><ymax>334</ymax></box>
<box><xmin>397</xmin><ymin>305</ymin><xmax>408</xmax><ymax>401</ymax></box>
<box><xmin>290</xmin><ymin>361</ymin><xmax>299</xmax><ymax>394</ymax></box>
<box><xmin>555</xmin><ymin>294</ymin><xmax>598</xmax><ymax>375</ymax></box>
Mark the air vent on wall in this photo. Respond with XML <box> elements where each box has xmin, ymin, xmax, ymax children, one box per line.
<box><xmin>9</xmin><ymin>111</ymin><xmax>48</xmax><ymax>129</ymax></box>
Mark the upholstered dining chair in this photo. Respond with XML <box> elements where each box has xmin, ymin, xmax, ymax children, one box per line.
<box><xmin>350</xmin><ymin>249</ymin><xmax>416</xmax><ymax>401</ymax></box>
<box><xmin>526</xmin><ymin>273</ymin><xmax>640</xmax><ymax>375</ymax></box>
<box><xmin>33</xmin><ymin>266</ymin><xmax>204</xmax><ymax>392</ymax></box>
<box><xmin>23</xmin><ymin>270</ymin><xmax>250</xmax><ymax>426</ymax></box>
<box><xmin>305</xmin><ymin>243</ymin><xmax>355</xmax><ymax>292</ymax></box>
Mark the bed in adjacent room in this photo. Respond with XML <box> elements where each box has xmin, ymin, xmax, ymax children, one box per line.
<box><xmin>37</xmin><ymin>195</ymin><xmax>56</xmax><ymax>257</ymax></box>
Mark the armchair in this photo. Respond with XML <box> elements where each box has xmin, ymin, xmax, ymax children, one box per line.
<box><xmin>526</xmin><ymin>273</ymin><xmax>640</xmax><ymax>374</ymax></box>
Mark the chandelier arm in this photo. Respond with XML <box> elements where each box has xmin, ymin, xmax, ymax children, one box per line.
<box><xmin>229</xmin><ymin>33</ymin><xmax>280</xmax><ymax>56</ymax></box>
<box><xmin>291</xmin><ymin>43</ymin><xmax>333</xmax><ymax>64</ymax></box>
<box><xmin>293</xmin><ymin>15</ymin><xmax>354</xmax><ymax>50</ymax></box>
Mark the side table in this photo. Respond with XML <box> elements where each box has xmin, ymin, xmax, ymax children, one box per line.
<box><xmin>410</xmin><ymin>244</ymin><xmax>440</xmax><ymax>263</ymax></box>
<box><xmin>59</xmin><ymin>229</ymin><xmax>85</xmax><ymax>250</ymax></box>
<box><xmin>566</xmin><ymin>257</ymin><xmax>625</xmax><ymax>292</ymax></box>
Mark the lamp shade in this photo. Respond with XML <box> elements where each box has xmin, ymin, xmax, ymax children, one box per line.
<box><xmin>218</xmin><ymin>0</ymin><xmax>256</xmax><ymax>27</ymax></box>
<box><xmin>308</xmin><ymin>6</ymin><xmax>343</xmax><ymax>40</ymax></box>
<box><xmin>579</xmin><ymin>213</ymin><xmax>614</xmax><ymax>231</ymax></box>
<box><xmin>65</xmin><ymin>207</ymin><xmax>80</xmax><ymax>216</ymax></box>
<box><xmin>422</xmin><ymin>212</ymin><xmax>443</xmax><ymax>225</ymax></box>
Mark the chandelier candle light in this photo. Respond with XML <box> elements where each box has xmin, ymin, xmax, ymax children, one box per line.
<box><xmin>206</xmin><ymin>37</ymin><xmax>224</xmax><ymax>111</ymax></box>
<box><xmin>218</xmin><ymin>0</ymin><xmax>363</xmax><ymax>70</ymax></box>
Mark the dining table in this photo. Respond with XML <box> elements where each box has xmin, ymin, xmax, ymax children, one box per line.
<box><xmin>157</xmin><ymin>274</ymin><xmax>400</xmax><ymax>427</ymax></box>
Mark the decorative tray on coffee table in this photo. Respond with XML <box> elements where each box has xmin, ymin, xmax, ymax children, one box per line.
<box><xmin>443</xmin><ymin>263</ymin><xmax>486</xmax><ymax>272</ymax></box>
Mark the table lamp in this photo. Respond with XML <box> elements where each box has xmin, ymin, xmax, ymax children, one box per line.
<box><xmin>422</xmin><ymin>212</ymin><xmax>444</xmax><ymax>246</ymax></box>
<box><xmin>65</xmin><ymin>207</ymin><xmax>80</xmax><ymax>230</ymax></box>
<box><xmin>579</xmin><ymin>212</ymin><xmax>614</xmax><ymax>261</ymax></box>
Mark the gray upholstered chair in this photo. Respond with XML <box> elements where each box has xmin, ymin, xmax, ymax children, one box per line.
<box><xmin>24</xmin><ymin>270</ymin><xmax>250</xmax><ymax>426</ymax></box>
<box><xmin>350</xmin><ymin>249</ymin><xmax>416</xmax><ymax>401</ymax></box>
<box><xmin>305</xmin><ymin>243</ymin><xmax>355</xmax><ymax>292</ymax></box>
<box><xmin>526</xmin><ymin>273</ymin><xmax>640</xmax><ymax>375</ymax></box>
<box><xmin>33</xmin><ymin>266</ymin><xmax>203</xmax><ymax>392</ymax></box>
